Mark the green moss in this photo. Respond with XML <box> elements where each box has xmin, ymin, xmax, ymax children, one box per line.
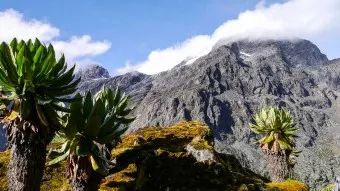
<box><xmin>189</xmin><ymin>136</ymin><xmax>214</xmax><ymax>151</ymax></box>
<box><xmin>320</xmin><ymin>183</ymin><xmax>335</xmax><ymax>191</ymax></box>
<box><xmin>104</xmin><ymin>121</ymin><xmax>268</xmax><ymax>190</ymax></box>
<box><xmin>0</xmin><ymin>150</ymin><xmax>10</xmax><ymax>190</ymax></box>
<box><xmin>40</xmin><ymin>161</ymin><xmax>71</xmax><ymax>191</ymax></box>
<box><xmin>238</xmin><ymin>184</ymin><xmax>249</xmax><ymax>191</ymax></box>
<box><xmin>100</xmin><ymin>163</ymin><xmax>137</xmax><ymax>191</ymax></box>
<box><xmin>112</xmin><ymin>120</ymin><xmax>212</xmax><ymax>156</ymax></box>
<box><xmin>265</xmin><ymin>180</ymin><xmax>308</xmax><ymax>191</ymax></box>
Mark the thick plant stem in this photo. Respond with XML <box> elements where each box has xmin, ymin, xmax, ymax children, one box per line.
<box><xmin>68</xmin><ymin>156</ymin><xmax>102</xmax><ymax>191</ymax></box>
<box><xmin>267</xmin><ymin>152</ymin><xmax>289</xmax><ymax>182</ymax></box>
<box><xmin>70</xmin><ymin>173</ymin><xmax>102</xmax><ymax>191</ymax></box>
<box><xmin>7</xmin><ymin>140</ymin><xmax>46</xmax><ymax>191</ymax></box>
<box><xmin>6</xmin><ymin>117</ymin><xmax>54</xmax><ymax>191</ymax></box>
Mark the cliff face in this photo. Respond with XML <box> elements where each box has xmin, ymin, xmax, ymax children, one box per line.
<box><xmin>76</xmin><ymin>39</ymin><xmax>340</xmax><ymax>189</ymax></box>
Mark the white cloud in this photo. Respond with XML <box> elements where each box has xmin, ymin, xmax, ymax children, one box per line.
<box><xmin>115</xmin><ymin>60</ymin><xmax>140</xmax><ymax>75</ymax></box>
<box><xmin>52</xmin><ymin>35</ymin><xmax>111</xmax><ymax>62</ymax></box>
<box><xmin>0</xmin><ymin>9</ymin><xmax>60</xmax><ymax>42</ymax></box>
<box><xmin>117</xmin><ymin>0</ymin><xmax>340</xmax><ymax>75</ymax></box>
<box><xmin>0</xmin><ymin>9</ymin><xmax>111</xmax><ymax>68</ymax></box>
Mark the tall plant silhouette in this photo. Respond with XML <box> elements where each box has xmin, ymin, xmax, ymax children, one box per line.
<box><xmin>0</xmin><ymin>38</ymin><xmax>79</xmax><ymax>190</ymax></box>
<box><xmin>249</xmin><ymin>107</ymin><xmax>299</xmax><ymax>182</ymax></box>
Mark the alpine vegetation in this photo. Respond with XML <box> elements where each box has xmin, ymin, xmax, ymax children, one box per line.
<box><xmin>249</xmin><ymin>107</ymin><xmax>299</xmax><ymax>182</ymax></box>
<box><xmin>0</xmin><ymin>38</ymin><xmax>80</xmax><ymax>191</ymax></box>
<box><xmin>48</xmin><ymin>87</ymin><xmax>135</xmax><ymax>191</ymax></box>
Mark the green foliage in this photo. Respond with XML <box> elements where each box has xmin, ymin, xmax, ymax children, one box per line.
<box><xmin>0</xmin><ymin>38</ymin><xmax>79</xmax><ymax>127</ymax></box>
<box><xmin>48</xmin><ymin>87</ymin><xmax>135</xmax><ymax>176</ymax></box>
<box><xmin>249</xmin><ymin>107</ymin><xmax>298</xmax><ymax>152</ymax></box>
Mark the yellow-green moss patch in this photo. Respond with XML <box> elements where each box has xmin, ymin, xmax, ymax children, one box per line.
<box><xmin>0</xmin><ymin>150</ymin><xmax>10</xmax><ymax>190</ymax></box>
<box><xmin>266</xmin><ymin>180</ymin><xmax>308</xmax><ymax>191</ymax></box>
<box><xmin>40</xmin><ymin>161</ymin><xmax>71</xmax><ymax>191</ymax></box>
<box><xmin>106</xmin><ymin>121</ymin><xmax>267</xmax><ymax>190</ymax></box>
<box><xmin>112</xmin><ymin>120</ymin><xmax>212</xmax><ymax>157</ymax></box>
<box><xmin>100</xmin><ymin>163</ymin><xmax>137</xmax><ymax>191</ymax></box>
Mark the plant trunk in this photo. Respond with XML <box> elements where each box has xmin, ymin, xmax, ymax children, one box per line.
<box><xmin>67</xmin><ymin>156</ymin><xmax>103</xmax><ymax>191</ymax></box>
<box><xmin>7</xmin><ymin>139</ymin><xmax>46</xmax><ymax>191</ymax></box>
<box><xmin>6</xmin><ymin>118</ymin><xmax>52</xmax><ymax>191</ymax></box>
<box><xmin>267</xmin><ymin>152</ymin><xmax>289</xmax><ymax>182</ymax></box>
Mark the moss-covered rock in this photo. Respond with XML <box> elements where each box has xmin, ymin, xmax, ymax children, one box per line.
<box><xmin>265</xmin><ymin>180</ymin><xmax>309</xmax><ymax>191</ymax></box>
<box><xmin>100</xmin><ymin>121</ymin><xmax>267</xmax><ymax>191</ymax></box>
<box><xmin>0</xmin><ymin>121</ymin><xmax>308</xmax><ymax>191</ymax></box>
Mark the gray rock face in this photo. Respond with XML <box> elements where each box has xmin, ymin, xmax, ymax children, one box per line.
<box><xmin>76</xmin><ymin>64</ymin><xmax>110</xmax><ymax>81</ymax></box>
<box><xmin>214</xmin><ymin>38</ymin><xmax>328</xmax><ymax>67</ymax></box>
<box><xmin>61</xmin><ymin>39</ymin><xmax>340</xmax><ymax>189</ymax></box>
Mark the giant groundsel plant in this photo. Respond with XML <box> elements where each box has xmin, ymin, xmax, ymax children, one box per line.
<box><xmin>249</xmin><ymin>106</ymin><xmax>300</xmax><ymax>182</ymax></box>
<box><xmin>0</xmin><ymin>38</ymin><xmax>80</xmax><ymax>190</ymax></box>
<box><xmin>48</xmin><ymin>87</ymin><xmax>135</xmax><ymax>190</ymax></box>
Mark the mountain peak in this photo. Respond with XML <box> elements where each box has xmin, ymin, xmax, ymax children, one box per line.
<box><xmin>76</xmin><ymin>64</ymin><xmax>110</xmax><ymax>80</ymax></box>
<box><xmin>212</xmin><ymin>38</ymin><xmax>328</xmax><ymax>67</ymax></box>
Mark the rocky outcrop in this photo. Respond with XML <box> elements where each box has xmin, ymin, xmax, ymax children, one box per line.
<box><xmin>75</xmin><ymin>64</ymin><xmax>110</xmax><ymax>80</ymax></box>
<box><xmin>101</xmin><ymin>121</ymin><xmax>268</xmax><ymax>191</ymax></box>
<box><xmin>214</xmin><ymin>38</ymin><xmax>328</xmax><ymax>67</ymax></box>
<box><xmin>75</xmin><ymin>39</ymin><xmax>340</xmax><ymax>190</ymax></box>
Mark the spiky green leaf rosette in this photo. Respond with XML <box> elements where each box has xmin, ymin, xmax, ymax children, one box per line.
<box><xmin>0</xmin><ymin>38</ymin><xmax>80</xmax><ymax>144</ymax></box>
<box><xmin>249</xmin><ymin>107</ymin><xmax>298</xmax><ymax>155</ymax></box>
<box><xmin>48</xmin><ymin>87</ymin><xmax>135</xmax><ymax>176</ymax></box>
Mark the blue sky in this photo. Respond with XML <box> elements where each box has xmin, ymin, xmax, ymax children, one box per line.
<box><xmin>0</xmin><ymin>0</ymin><xmax>339</xmax><ymax>75</ymax></box>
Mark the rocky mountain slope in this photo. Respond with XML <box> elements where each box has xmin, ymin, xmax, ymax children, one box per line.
<box><xmin>76</xmin><ymin>38</ymin><xmax>340</xmax><ymax>190</ymax></box>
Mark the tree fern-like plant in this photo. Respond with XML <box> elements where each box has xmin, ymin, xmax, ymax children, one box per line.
<box><xmin>48</xmin><ymin>87</ymin><xmax>135</xmax><ymax>191</ymax></box>
<box><xmin>0</xmin><ymin>38</ymin><xmax>80</xmax><ymax>191</ymax></box>
<box><xmin>249</xmin><ymin>106</ymin><xmax>299</xmax><ymax>182</ymax></box>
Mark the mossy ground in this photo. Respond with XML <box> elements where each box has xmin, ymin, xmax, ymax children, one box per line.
<box><xmin>0</xmin><ymin>121</ymin><xmax>308</xmax><ymax>191</ymax></box>
<box><xmin>100</xmin><ymin>121</ymin><xmax>268</xmax><ymax>190</ymax></box>
<box><xmin>0</xmin><ymin>150</ymin><xmax>9</xmax><ymax>190</ymax></box>
<box><xmin>265</xmin><ymin>180</ymin><xmax>309</xmax><ymax>191</ymax></box>
<box><xmin>111</xmin><ymin>120</ymin><xmax>213</xmax><ymax>157</ymax></box>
